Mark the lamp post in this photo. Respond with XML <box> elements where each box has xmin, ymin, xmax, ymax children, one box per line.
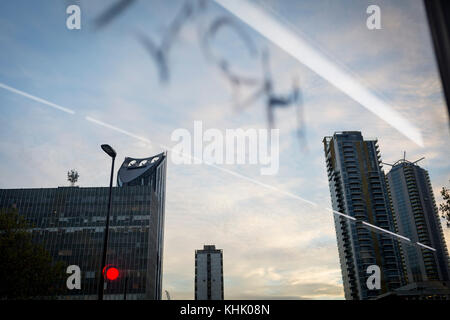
<box><xmin>98</xmin><ymin>144</ymin><xmax>117</xmax><ymax>300</ymax></box>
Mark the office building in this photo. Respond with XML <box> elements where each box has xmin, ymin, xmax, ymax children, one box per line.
<box><xmin>376</xmin><ymin>281</ymin><xmax>450</xmax><ymax>300</ymax></box>
<box><xmin>195</xmin><ymin>245</ymin><xmax>224</xmax><ymax>300</ymax></box>
<box><xmin>0</xmin><ymin>152</ymin><xmax>167</xmax><ymax>300</ymax></box>
<box><xmin>323</xmin><ymin>131</ymin><xmax>405</xmax><ymax>300</ymax></box>
<box><xmin>386</xmin><ymin>158</ymin><xmax>450</xmax><ymax>283</ymax></box>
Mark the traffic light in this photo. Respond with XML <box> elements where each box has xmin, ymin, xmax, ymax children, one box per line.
<box><xmin>102</xmin><ymin>265</ymin><xmax>119</xmax><ymax>281</ymax></box>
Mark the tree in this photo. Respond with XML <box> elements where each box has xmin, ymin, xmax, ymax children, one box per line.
<box><xmin>67</xmin><ymin>169</ymin><xmax>79</xmax><ymax>186</ymax></box>
<box><xmin>440</xmin><ymin>185</ymin><xmax>450</xmax><ymax>228</ymax></box>
<box><xmin>0</xmin><ymin>208</ymin><xmax>66</xmax><ymax>299</ymax></box>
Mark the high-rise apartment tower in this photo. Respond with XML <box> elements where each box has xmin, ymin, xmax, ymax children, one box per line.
<box><xmin>323</xmin><ymin>132</ymin><xmax>405</xmax><ymax>300</ymax></box>
<box><xmin>195</xmin><ymin>245</ymin><xmax>224</xmax><ymax>300</ymax></box>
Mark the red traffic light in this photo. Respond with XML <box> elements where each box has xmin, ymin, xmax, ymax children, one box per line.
<box><xmin>106</xmin><ymin>267</ymin><xmax>119</xmax><ymax>280</ymax></box>
<box><xmin>103</xmin><ymin>265</ymin><xmax>119</xmax><ymax>281</ymax></box>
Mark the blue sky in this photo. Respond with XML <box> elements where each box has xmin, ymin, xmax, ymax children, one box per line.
<box><xmin>0</xmin><ymin>0</ymin><xmax>449</xmax><ymax>299</ymax></box>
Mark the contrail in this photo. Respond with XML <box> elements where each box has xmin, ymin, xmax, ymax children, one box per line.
<box><xmin>0</xmin><ymin>82</ymin><xmax>75</xmax><ymax>114</ymax></box>
<box><xmin>85</xmin><ymin>116</ymin><xmax>152</xmax><ymax>146</ymax></box>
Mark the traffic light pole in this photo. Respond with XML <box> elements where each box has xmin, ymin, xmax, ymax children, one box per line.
<box><xmin>123</xmin><ymin>274</ymin><xmax>128</xmax><ymax>300</ymax></box>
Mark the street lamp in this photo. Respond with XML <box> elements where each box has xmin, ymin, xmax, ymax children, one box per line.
<box><xmin>98</xmin><ymin>144</ymin><xmax>116</xmax><ymax>300</ymax></box>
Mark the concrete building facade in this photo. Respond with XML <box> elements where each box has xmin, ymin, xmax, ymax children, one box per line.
<box><xmin>195</xmin><ymin>245</ymin><xmax>224</xmax><ymax>300</ymax></box>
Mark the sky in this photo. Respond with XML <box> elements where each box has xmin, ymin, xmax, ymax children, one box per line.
<box><xmin>0</xmin><ymin>0</ymin><xmax>449</xmax><ymax>300</ymax></box>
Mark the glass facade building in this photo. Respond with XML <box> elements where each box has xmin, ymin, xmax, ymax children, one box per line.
<box><xmin>386</xmin><ymin>160</ymin><xmax>450</xmax><ymax>283</ymax></box>
<box><xmin>323</xmin><ymin>132</ymin><xmax>405</xmax><ymax>300</ymax></box>
<box><xmin>0</xmin><ymin>152</ymin><xmax>167</xmax><ymax>300</ymax></box>
<box><xmin>195</xmin><ymin>245</ymin><xmax>224</xmax><ymax>300</ymax></box>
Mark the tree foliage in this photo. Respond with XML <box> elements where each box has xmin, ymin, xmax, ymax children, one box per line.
<box><xmin>440</xmin><ymin>185</ymin><xmax>450</xmax><ymax>228</ymax></box>
<box><xmin>0</xmin><ymin>208</ymin><xmax>66</xmax><ymax>299</ymax></box>
<box><xmin>67</xmin><ymin>169</ymin><xmax>79</xmax><ymax>186</ymax></box>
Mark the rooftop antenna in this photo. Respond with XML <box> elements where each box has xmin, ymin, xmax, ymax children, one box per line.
<box><xmin>67</xmin><ymin>169</ymin><xmax>79</xmax><ymax>186</ymax></box>
<box><xmin>412</xmin><ymin>157</ymin><xmax>425</xmax><ymax>164</ymax></box>
<box><xmin>385</xmin><ymin>152</ymin><xmax>426</xmax><ymax>167</ymax></box>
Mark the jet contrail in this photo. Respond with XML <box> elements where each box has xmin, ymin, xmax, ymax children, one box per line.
<box><xmin>0</xmin><ymin>82</ymin><xmax>75</xmax><ymax>114</ymax></box>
